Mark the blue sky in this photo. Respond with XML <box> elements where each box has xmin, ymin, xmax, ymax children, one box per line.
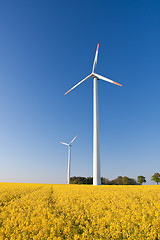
<box><xmin>0</xmin><ymin>0</ymin><xmax>160</xmax><ymax>184</ymax></box>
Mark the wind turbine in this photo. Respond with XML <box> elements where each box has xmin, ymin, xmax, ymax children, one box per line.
<box><xmin>64</xmin><ymin>44</ymin><xmax>122</xmax><ymax>185</ymax></box>
<box><xmin>60</xmin><ymin>135</ymin><xmax>78</xmax><ymax>184</ymax></box>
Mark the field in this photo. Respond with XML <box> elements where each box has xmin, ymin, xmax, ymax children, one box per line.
<box><xmin>0</xmin><ymin>183</ymin><xmax>160</xmax><ymax>239</ymax></box>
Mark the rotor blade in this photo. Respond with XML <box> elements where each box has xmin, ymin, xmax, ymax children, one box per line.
<box><xmin>69</xmin><ymin>135</ymin><xmax>78</xmax><ymax>144</ymax></box>
<box><xmin>93</xmin><ymin>73</ymin><xmax>122</xmax><ymax>86</ymax></box>
<box><xmin>92</xmin><ymin>43</ymin><xmax>99</xmax><ymax>73</ymax></box>
<box><xmin>64</xmin><ymin>74</ymin><xmax>92</xmax><ymax>95</ymax></box>
<box><xmin>60</xmin><ymin>142</ymin><xmax>69</xmax><ymax>146</ymax></box>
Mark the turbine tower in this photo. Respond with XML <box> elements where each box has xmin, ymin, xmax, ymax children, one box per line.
<box><xmin>65</xmin><ymin>44</ymin><xmax>122</xmax><ymax>185</ymax></box>
<box><xmin>60</xmin><ymin>135</ymin><xmax>78</xmax><ymax>184</ymax></box>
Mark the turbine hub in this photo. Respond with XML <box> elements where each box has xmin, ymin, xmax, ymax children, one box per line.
<box><xmin>92</xmin><ymin>73</ymin><xmax>99</xmax><ymax>80</ymax></box>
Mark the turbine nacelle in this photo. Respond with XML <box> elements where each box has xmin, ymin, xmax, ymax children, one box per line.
<box><xmin>91</xmin><ymin>72</ymin><xmax>98</xmax><ymax>78</ymax></box>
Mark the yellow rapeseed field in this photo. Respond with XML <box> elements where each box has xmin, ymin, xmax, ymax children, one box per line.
<box><xmin>0</xmin><ymin>183</ymin><xmax>160</xmax><ymax>239</ymax></box>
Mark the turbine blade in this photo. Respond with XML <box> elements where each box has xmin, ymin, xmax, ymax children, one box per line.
<box><xmin>60</xmin><ymin>142</ymin><xmax>69</xmax><ymax>146</ymax></box>
<box><xmin>69</xmin><ymin>135</ymin><xmax>78</xmax><ymax>144</ymax></box>
<box><xmin>93</xmin><ymin>73</ymin><xmax>122</xmax><ymax>86</ymax></box>
<box><xmin>64</xmin><ymin>74</ymin><xmax>92</xmax><ymax>95</ymax></box>
<box><xmin>92</xmin><ymin>43</ymin><xmax>99</xmax><ymax>73</ymax></box>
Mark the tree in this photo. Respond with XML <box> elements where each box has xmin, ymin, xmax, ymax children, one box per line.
<box><xmin>86</xmin><ymin>177</ymin><xmax>93</xmax><ymax>184</ymax></box>
<box><xmin>151</xmin><ymin>173</ymin><xmax>160</xmax><ymax>185</ymax></box>
<box><xmin>111</xmin><ymin>176</ymin><xmax>123</xmax><ymax>185</ymax></box>
<box><xmin>129</xmin><ymin>178</ymin><xmax>138</xmax><ymax>185</ymax></box>
<box><xmin>122</xmin><ymin>176</ymin><xmax>130</xmax><ymax>185</ymax></box>
<box><xmin>101</xmin><ymin>177</ymin><xmax>110</xmax><ymax>185</ymax></box>
<box><xmin>137</xmin><ymin>176</ymin><xmax>146</xmax><ymax>185</ymax></box>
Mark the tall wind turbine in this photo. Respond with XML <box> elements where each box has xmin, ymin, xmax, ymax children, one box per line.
<box><xmin>64</xmin><ymin>44</ymin><xmax>122</xmax><ymax>185</ymax></box>
<box><xmin>60</xmin><ymin>135</ymin><xmax>78</xmax><ymax>184</ymax></box>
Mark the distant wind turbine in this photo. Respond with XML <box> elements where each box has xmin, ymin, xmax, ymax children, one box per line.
<box><xmin>60</xmin><ymin>135</ymin><xmax>78</xmax><ymax>184</ymax></box>
<box><xmin>65</xmin><ymin>44</ymin><xmax>122</xmax><ymax>185</ymax></box>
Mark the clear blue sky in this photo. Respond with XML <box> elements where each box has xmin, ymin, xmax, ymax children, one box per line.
<box><xmin>0</xmin><ymin>0</ymin><xmax>160</xmax><ymax>184</ymax></box>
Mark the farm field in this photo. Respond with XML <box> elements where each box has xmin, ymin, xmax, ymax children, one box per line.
<box><xmin>0</xmin><ymin>183</ymin><xmax>160</xmax><ymax>239</ymax></box>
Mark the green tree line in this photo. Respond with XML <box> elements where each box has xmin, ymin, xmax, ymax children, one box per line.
<box><xmin>70</xmin><ymin>173</ymin><xmax>160</xmax><ymax>185</ymax></box>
